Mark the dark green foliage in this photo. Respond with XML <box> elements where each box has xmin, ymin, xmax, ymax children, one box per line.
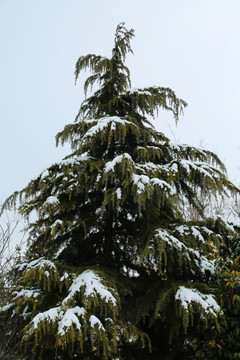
<box><xmin>190</xmin><ymin>224</ymin><xmax>240</xmax><ymax>360</ymax></box>
<box><xmin>1</xmin><ymin>22</ymin><xmax>239</xmax><ymax>360</ymax></box>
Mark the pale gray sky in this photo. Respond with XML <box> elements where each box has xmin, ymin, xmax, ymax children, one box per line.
<box><xmin>1</xmin><ymin>0</ymin><xmax>240</xmax><ymax>203</ymax></box>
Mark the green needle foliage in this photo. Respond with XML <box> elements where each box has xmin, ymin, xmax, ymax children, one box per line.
<box><xmin>1</xmin><ymin>22</ymin><xmax>240</xmax><ymax>360</ymax></box>
<box><xmin>189</xmin><ymin>224</ymin><xmax>240</xmax><ymax>360</ymax></box>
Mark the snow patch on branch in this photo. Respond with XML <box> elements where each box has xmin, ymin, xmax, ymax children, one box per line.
<box><xmin>132</xmin><ymin>174</ymin><xmax>175</xmax><ymax>195</ymax></box>
<box><xmin>14</xmin><ymin>289</ymin><xmax>40</xmax><ymax>299</ymax></box>
<box><xmin>27</xmin><ymin>306</ymin><xmax>86</xmax><ymax>337</ymax></box>
<box><xmin>62</xmin><ymin>270</ymin><xmax>117</xmax><ymax>306</ymax></box>
<box><xmin>51</xmin><ymin>219</ymin><xmax>63</xmax><ymax>227</ymax></box>
<box><xmin>132</xmin><ymin>174</ymin><xmax>149</xmax><ymax>194</ymax></box>
<box><xmin>61</xmin><ymin>153</ymin><xmax>93</xmax><ymax>166</ymax></box>
<box><xmin>123</xmin><ymin>88</ymin><xmax>152</xmax><ymax>96</ymax></box>
<box><xmin>17</xmin><ymin>258</ymin><xmax>56</xmax><ymax>272</ymax></box>
<box><xmin>151</xmin><ymin>178</ymin><xmax>175</xmax><ymax>194</ymax></box>
<box><xmin>31</xmin><ymin>306</ymin><xmax>62</xmax><ymax>331</ymax></box>
<box><xmin>179</xmin><ymin>160</ymin><xmax>191</xmax><ymax>174</ymax></box>
<box><xmin>58</xmin><ymin>306</ymin><xmax>85</xmax><ymax>335</ymax></box>
<box><xmin>60</xmin><ymin>272</ymin><xmax>70</xmax><ymax>281</ymax></box>
<box><xmin>104</xmin><ymin>153</ymin><xmax>133</xmax><ymax>173</ymax></box>
<box><xmin>0</xmin><ymin>303</ymin><xmax>14</xmax><ymax>312</ymax></box>
<box><xmin>191</xmin><ymin>226</ymin><xmax>205</xmax><ymax>242</ymax></box>
<box><xmin>89</xmin><ymin>315</ymin><xmax>105</xmax><ymax>330</ymax></box>
<box><xmin>155</xmin><ymin>228</ymin><xmax>214</xmax><ymax>275</ymax></box>
<box><xmin>175</xmin><ymin>286</ymin><xmax>220</xmax><ymax>316</ymax></box>
<box><xmin>116</xmin><ymin>188</ymin><xmax>122</xmax><ymax>200</ymax></box>
<box><xmin>45</xmin><ymin>196</ymin><xmax>59</xmax><ymax>205</ymax></box>
<box><xmin>178</xmin><ymin>159</ymin><xmax>219</xmax><ymax>179</ymax></box>
<box><xmin>83</xmin><ymin>116</ymin><xmax>136</xmax><ymax>139</ymax></box>
<box><xmin>156</xmin><ymin>229</ymin><xmax>187</xmax><ymax>252</ymax></box>
<box><xmin>176</xmin><ymin>225</ymin><xmax>211</xmax><ymax>243</ymax></box>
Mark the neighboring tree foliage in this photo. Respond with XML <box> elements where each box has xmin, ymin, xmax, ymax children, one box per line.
<box><xmin>190</xmin><ymin>222</ymin><xmax>240</xmax><ymax>360</ymax></box>
<box><xmin>1</xmin><ymin>23</ymin><xmax>240</xmax><ymax>360</ymax></box>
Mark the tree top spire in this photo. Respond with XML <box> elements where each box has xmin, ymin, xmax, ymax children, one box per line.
<box><xmin>112</xmin><ymin>22</ymin><xmax>135</xmax><ymax>61</ymax></box>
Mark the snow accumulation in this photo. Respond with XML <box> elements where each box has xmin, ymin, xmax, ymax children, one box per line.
<box><xmin>89</xmin><ymin>315</ymin><xmax>105</xmax><ymax>330</ymax></box>
<box><xmin>137</xmin><ymin>162</ymin><xmax>175</xmax><ymax>177</ymax></box>
<box><xmin>17</xmin><ymin>258</ymin><xmax>56</xmax><ymax>272</ymax></box>
<box><xmin>60</xmin><ymin>272</ymin><xmax>70</xmax><ymax>282</ymax></box>
<box><xmin>155</xmin><ymin>228</ymin><xmax>214</xmax><ymax>274</ymax></box>
<box><xmin>62</xmin><ymin>270</ymin><xmax>117</xmax><ymax>306</ymax></box>
<box><xmin>53</xmin><ymin>241</ymin><xmax>70</xmax><ymax>259</ymax></box>
<box><xmin>212</xmin><ymin>215</ymin><xmax>236</xmax><ymax>232</ymax></box>
<box><xmin>122</xmin><ymin>265</ymin><xmax>140</xmax><ymax>278</ymax></box>
<box><xmin>27</xmin><ymin>305</ymin><xmax>107</xmax><ymax>337</ymax></box>
<box><xmin>49</xmin><ymin>219</ymin><xmax>64</xmax><ymax>237</ymax></box>
<box><xmin>179</xmin><ymin>160</ymin><xmax>190</xmax><ymax>174</ymax></box>
<box><xmin>169</xmin><ymin>162</ymin><xmax>178</xmax><ymax>173</ymax></box>
<box><xmin>28</xmin><ymin>306</ymin><xmax>86</xmax><ymax>336</ymax></box>
<box><xmin>58</xmin><ymin>306</ymin><xmax>86</xmax><ymax>335</ymax></box>
<box><xmin>104</xmin><ymin>153</ymin><xmax>133</xmax><ymax>173</ymax></box>
<box><xmin>175</xmin><ymin>225</ymin><xmax>189</xmax><ymax>235</ymax></box>
<box><xmin>172</xmin><ymin>144</ymin><xmax>207</xmax><ymax>158</ymax></box>
<box><xmin>31</xmin><ymin>306</ymin><xmax>61</xmax><ymax>330</ymax></box>
<box><xmin>132</xmin><ymin>174</ymin><xmax>175</xmax><ymax>195</ymax></box>
<box><xmin>156</xmin><ymin>229</ymin><xmax>187</xmax><ymax>252</ymax></box>
<box><xmin>116</xmin><ymin>188</ymin><xmax>122</xmax><ymax>200</ymax></box>
<box><xmin>196</xmin><ymin>256</ymin><xmax>214</xmax><ymax>275</ymax></box>
<box><xmin>147</xmin><ymin>145</ymin><xmax>164</xmax><ymax>150</ymax></box>
<box><xmin>179</xmin><ymin>159</ymin><xmax>217</xmax><ymax>178</ymax></box>
<box><xmin>83</xmin><ymin>116</ymin><xmax>136</xmax><ymax>140</ymax></box>
<box><xmin>201</xmin><ymin>227</ymin><xmax>214</xmax><ymax>236</ymax></box>
<box><xmin>61</xmin><ymin>153</ymin><xmax>93</xmax><ymax>166</ymax></box>
<box><xmin>137</xmin><ymin>159</ymin><xmax>216</xmax><ymax>182</ymax></box>
<box><xmin>132</xmin><ymin>174</ymin><xmax>149</xmax><ymax>194</ymax></box>
<box><xmin>191</xmin><ymin>226</ymin><xmax>205</xmax><ymax>242</ymax></box>
<box><xmin>25</xmin><ymin>271</ymin><xmax>116</xmax><ymax>337</ymax></box>
<box><xmin>14</xmin><ymin>289</ymin><xmax>40</xmax><ymax>299</ymax></box>
<box><xmin>151</xmin><ymin>178</ymin><xmax>175</xmax><ymax>195</ymax></box>
<box><xmin>175</xmin><ymin>286</ymin><xmax>220</xmax><ymax>316</ymax></box>
<box><xmin>44</xmin><ymin>196</ymin><xmax>59</xmax><ymax>205</ymax></box>
<box><xmin>125</xmin><ymin>88</ymin><xmax>152</xmax><ymax>96</ymax></box>
<box><xmin>0</xmin><ymin>303</ymin><xmax>14</xmax><ymax>312</ymax></box>
<box><xmin>176</xmin><ymin>225</ymin><xmax>211</xmax><ymax>242</ymax></box>
<box><xmin>138</xmin><ymin>162</ymin><xmax>159</xmax><ymax>172</ymax></box>
<box><xmin>41</xmin><ymin>169</ymin><xmax>49</xmax><ymax>179</ymax></box>
<box><xmin>51</xmin><ymin>219</ymin><xmax>63</xmax><ymax>227</ymax></box>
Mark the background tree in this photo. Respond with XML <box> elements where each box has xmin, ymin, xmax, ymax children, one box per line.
<box><xmin>0</xmin><ymin>213</ymin><xmax>25</xmax><ymax>359</ymax></box>
<box><xmin>1</xmin><ymin>23</ymin><xmax>239</xmax><ymax>360</ymax></box>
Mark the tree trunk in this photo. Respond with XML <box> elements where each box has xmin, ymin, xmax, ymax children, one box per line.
<box><xmin>104</xmin><ymin>206</ymin><xmax>113</xmax><ymax>265</ymax></box>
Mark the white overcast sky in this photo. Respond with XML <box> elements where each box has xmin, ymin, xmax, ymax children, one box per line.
<box><xmin>1</xmin><ymin>0</ymin><xmax>240</xmax><ymax>203</ymax></box>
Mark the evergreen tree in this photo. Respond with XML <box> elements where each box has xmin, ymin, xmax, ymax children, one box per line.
<box><xmin>190</xmin><ymin>220</ymin><xmax>240</xmax><ymax>360</ymax></box>
<box><xmin>1</xmin><ymin>23</ymin><xmax>239</xmax><ymax>360</ymax></box>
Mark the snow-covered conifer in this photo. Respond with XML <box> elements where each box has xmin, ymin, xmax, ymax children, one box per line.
<box><xmin>1</xmin><ymin>23</ymin><xmax>239</xmax><ymax>360</ymax></box>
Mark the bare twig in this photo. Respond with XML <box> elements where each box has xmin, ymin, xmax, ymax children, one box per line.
<box><xmin>0</xmin><ymin>212</ymin><xmax>26</xmax><ymax>359</ymax></box>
